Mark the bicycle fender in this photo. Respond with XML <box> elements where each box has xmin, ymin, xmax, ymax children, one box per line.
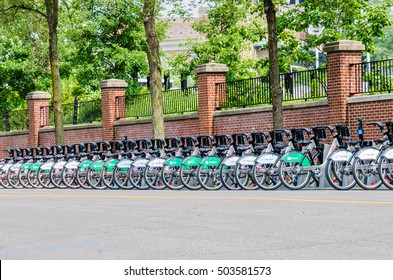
<box><xmin>53</xmin><ymin>160</ymin><xmax>67</xmax><ymax>169</ymax></box>
<box><xmin>21</xmin><ymin>162</ymin><xmax>33</xmax><ymax>171</ymax></box>
<box><xmin>79</xmin><ymin>160</ymin><xmax>93</xmax><ymax>170</ymax></box>
<box><xmin>40</xmin><ymin>162</ymin><xmax>55</xmax><ymax>172</ymax></box>
<box><xmin>328</xmin><ymin>149</ymin><xmax>353</xmax><ymax>163</ymax></box>
<box><xmin>65</xmin><ymin>160</ymin><xmax>80</xmax><ymax>169</ymax></box>
<box><xmin>1</xmin><ymin>163</ymin><xmax>13</xmax><ymax>171</ymax></box>
<box><xmin>30</xmin><ymin>162</ymin><xmax>44</xmax><ymax>172</ymax></box>
<box><xmin>89</xmin><ymin>161</ymin><xmax>105</xmax><ymax>172</ymax></box>
<box><xmin>221</xmin><ymin>156</ymin><xmax>239</xmax><ymax>167</ymax></box>
<box><xmin>116</xmin><ymin>159</ymin><xmax>132</xmax><ymax>169</ymax></box>
<box><xmin>255</xmin><ymin>153</ymin><xmax>278</xmax><ymax>164</ymax></box>
<box><xmin>132</xmin><ymin>158</ymin><xmax>149</xmax><ymax>168</ymax></box>
<box><xmin>182</xmin><ymin>156</ymin><xmax>201</xmax><ymax>167</ymax></box>
<box><xmin>381</xmin><ymin>147</ymin><xmax>393</xmax><ymax>159</ymax></box>
<box><xmin>201</xmin><ymin>156</ymin><xmax>221</xmax><ymax>169</ymax></box>
<box><xmin>237</xmin><ymin>155</ymin><xmax>256</xmax><ymax>165</ymax></box>
<box><xmin>104</xmin><ymin>159</ymin><xmax>119</xmax><ymax>172</ymax></box>
<box><xmin>164</xmin><ymin>156</ymin><xmax>183</xmax><ymax>167</ymax></box>
<box><xmin>147</xmin><ymin>158</ymin><xmax>165</xmax><ymax>168</ymax></box>
<box><xmin>354</xmin><ymin>147</ymin><xmax>379</xmax><ymax>160</ymax></box>
<box><xmin>10</xmin><ymin>162</ymin><xmax>23</xmax><ymax>171</ymax></box>
<box><xmin>282</xmin><ymin>152</ymin><xmax>311</xmax><ymax>166</ymax></box>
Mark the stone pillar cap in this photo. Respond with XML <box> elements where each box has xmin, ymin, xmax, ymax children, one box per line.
<box><xmin>195</xmin><ymin>62</ymin><xmax>229</xmax><ymax>74</ymax></box>
<box><xmin>323</xmin><ymin>40</ymin><xmax>365</xmax><ymax>53</ymax></box>
<box><xmin>26</xmin><ymin>91</ymin><xmax>51</xmax><ymax>100</ymax></box>
<box><xmin>99</xmin><ymin>79</ymin><xmax>128</xmax><ymax>89</ymax></box>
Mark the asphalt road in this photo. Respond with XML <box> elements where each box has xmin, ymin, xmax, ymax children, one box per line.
<box><xmin>1</xmin><ymin>189</ymin><xmax>393</xmax><ymax>260</ymax></box>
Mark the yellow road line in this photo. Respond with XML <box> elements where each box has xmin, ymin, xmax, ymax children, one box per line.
<box><xmin>0</xmin><ymin>193</ymin><xmax>393</xmax><ymax>205</ymax></box>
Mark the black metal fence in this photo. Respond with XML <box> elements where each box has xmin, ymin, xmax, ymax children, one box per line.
<box><xmin>351</xmin><ymin>59</ymin><xmax>393</xmax><ymax>95</ymax></box>
<box><xmin>40</xmin><ymin>98</ymin><xmax>102</xmax><ymax>127</ymax></box>
<box><xmin>0</xmin><ymin>108</ymin><xmax>29</xmax><ymax>132</ymax></box>
<box><xmin>216</xmin><ymin>68</ymin><xmax>327</xmax><ymax>109</ymax></box>
<box><xmin>116</xmin><ymin>87</ymin><xmax>198</xmax><ymax>119</ymax></box>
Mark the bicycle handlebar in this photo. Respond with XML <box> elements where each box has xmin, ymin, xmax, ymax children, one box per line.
<box><xmin>366</xmin><ymin>122</ymin><xmax>385</xmax><ymax>133</ymax></box>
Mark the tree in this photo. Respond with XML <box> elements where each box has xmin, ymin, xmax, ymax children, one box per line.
<box><xmin>172</xmin><ymin>0</ymin><xmax>266</xmax><ymax>81</ymax></box>
<box><xmin>281</xmin><ymin>0</ymin><xmax>393</xmax><ymax>53</ymax></box>
<box><xmin>263</xmin><ymin>0</ymin><xmax>282</xmax><ymax>129</ymax></box>
<box><xmin>143</xmin><ymin>0</ymin><xmax>165</xmax><ymax>138</ymax></box>
<box><xmin>1</xmin><ymin>0</ymin><xmax>64</xmax><ymax>144</ymax></box>
<box><xmin>46</xmin><ymin>0</ymin><xmax>64</xmax><ymax>144</ymax></box>
<box><xmin>64</xmin><ymin>0</ymin><xmax>152</xmax><ymax>97</ymax></box>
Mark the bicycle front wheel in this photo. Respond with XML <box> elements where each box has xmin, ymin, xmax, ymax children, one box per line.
<box><xmin>62</xmin><ymin>165</ymin><xmax>80</xmax><ymax>189</ymax></box>
<box><xmin>278</xmin><ymin>160</ymin><xmax>311</xmax><ymax>190</ymax></box>
<box><xmin>197</xmin><ymin>165</ymin><xmax>222</xmax><ymax>191</ymax></box>
<box><xmin>352</xmin><ymin>157</ymin><xmax>382</xmax><ymax>190</ymax></box>
<box><xmin>378</xmin><ymin>156</ymin><xmax>393</xmax><ymax>190</ymax></box>
<box><xmin>325</xmin><ymin>158</ymin><xmax>356</xmax><ymax>190</ymax></box>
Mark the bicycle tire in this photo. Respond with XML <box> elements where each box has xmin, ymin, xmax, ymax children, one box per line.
<box><xmin>101</xmin><ymin>165</ymin><xmax>118</xmax><ymax>189</ymax></box>
<box><xmin>378</xmin><ymin>156</ymin><xmax>393</xmax><ymax>190</ymax></box>
<box><xmin>7</xmin><ymin>165</ymin><xmax>22</xmax><ymax>188</ymax></box>
<box><xmin>278</xmin><ymin>160</ymin><xmax>311</xmax><ymax>190</ymax></box>
<box><xmin>114</xmin><ymin>165</ymin><xmax>133</xmax><ymax>189</ymax></box>
<box><xmin>179</xmin><ymin>164</ymin><xmax>201</xmax><ymax>190</ymax></box>
<box><xmin>251</xmin><ymin>162</ymin><xmax>280</xmax><ymax>190</ymax></box>
<box><xmin>144</xmin><ymin>165</ymin><xmax>165</xmax><ymax>190</ymax></box>
<box><xmin>76</xmin><ymin>167</ymin><xmax>92</xmax><ymax>189</ymax></box>
<box><xmin>61</xmin><ymin>164</ymin><xmax>80</xmax><ymax>189</ymax></box>
<box><xmin>18</xmin><ymin>168</ymin><xmax>31</xmax><ymax>188</ymax></box>
<box><xmin>234</xmin><ymin>163</ymin><xmax>258</xmax><ymax>190</ymax></box>
<box><xmin>0</xmin><ymin>166</ymin><xmax>12</xmax><ymax>188</ymax></box>
<box><xmin>87</xmin><ymin>168</ymin><xmax>105</xmax><ymax>189</ymax></box>
<box><xmin>162</xmin><ymin>164</ymin><xmax>183</xmax><ymax>190</ymax></box>
<box><xmin>128</xmin><ymin>158</ymin><xmax>149</xmax><ymax>190</ymax></box>
<box><xmin>27</xmin><ymin>170</ymin><xmax>42</xmax><ymax>189</ymax></box>
<box><xmin>197</xmin><ymin>164</ymin><xmax>222</xmax><ymax>191</ymax></box>
<box><xmin>352</xmin><ymin>157</ymin><xmax>382</xmax><ymax>190</ymax></box>
<box><xmin>220</xmin><ymin>164</ymin><xmax>240</xmax><ymax>190</ymax></box>
<box><xmin>50</xmin><ymin>167</ymin><xmax>66</xmax><ymax>188</ymax></box>
<box><xmin>38</xmin><ymin>168</ymin><xmax>55</xmax><ymax>188</ymax></box>
<box><xmin>325</xmin><ymin>158</ymin><xmax>356</xmax><ymax>190</ymax></box>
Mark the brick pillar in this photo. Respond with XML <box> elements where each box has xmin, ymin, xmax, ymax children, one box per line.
<box><xmin>196</xmin><ymin>63</ymin><xmax>229</xmax><ymax>135</ymax></box>
<box><xmin>99</xmin><ymin>79</ymin><xmax>127</xmax><ymax>140</ymax></box>
<box><xmin>26</xmin><ymin>91</ymin><xmax>51</xmax><ymax>147</ymax></box>
<box><xmin>323</xmin><ymin>40</ymin><xmax>365</xmax><ymax>125</ymax></box>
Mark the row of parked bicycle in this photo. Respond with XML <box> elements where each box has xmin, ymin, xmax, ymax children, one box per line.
<box><xmin>1</xmin><ymin>118</ymin><xmax>393</xmax><ymax>191</ymax></box>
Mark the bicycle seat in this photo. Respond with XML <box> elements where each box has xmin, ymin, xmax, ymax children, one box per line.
<box><xmin>251</xmin><ymin>132</ymin><xmax>268</xmax><ymax>152</ymax></box>
<box><xmin>149</xmin><ymin>138</ymin><xmax>165</xmax><ymax>156</ymax></box>
<box><xmin>274</xmin><ymin>143</ymin><xmax>288</xmax><ymax>150</ymax></box>
<box><xmin>164</xmin><ymin>137</ymin><xmax>181</xmax><ymax>155</ymax></box>
<box><xmin>120</xmin><ymin>140</ymin><xmax>136</xmax><ymax>157</ymax></box>
<box><xmin>344</xmin><ymin>140</ymin><xmax>362</xmax><ymax>146</ymax></box>
<box><xmin>197</xmin><ymin>135</ymin><xmax>214</xmax><ymax>155</ymax></box>
<box><xmin>231</xmin><ymin>133</ymin><xmax>251</xmax><ymax>154</ymax></box>
<box><xmin>43</xmin><ymin>147</ymin><xmax>54</xmax><ymax>160</ymax></box>
<box><xmin>336</xmin><ymin>125</ymin><xmax>351</xmax><ymax>139</ymax></box>
<box><xmin>214</xmin><ymin>134</ymin><xmax>230</xmax><ymax>154</ymax></box>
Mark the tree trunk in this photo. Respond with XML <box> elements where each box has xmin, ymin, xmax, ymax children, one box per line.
<box><xmin>143</xmin><ymin>0</ymin><xmax>165</xmax><ymax>139</ymax></box>
<box><xmin>46</xmin><ymin>0</ymin><xmax>64</xmax><ymax>144</ymax></box>
<box><xmin>264</xmin><ymin>0</ymin><xmax>283</xmax><ymax>130</ymax></box>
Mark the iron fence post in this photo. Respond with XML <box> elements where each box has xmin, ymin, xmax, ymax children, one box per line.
<box><xmin>73</xmin><ymin>97</ymin><xmax>78</xmax><ymax>125</ymax></box>
<box><xmin>5</xmin><ymin>107</ymin><xmax>10</xmax><ymax>131</ymax></box>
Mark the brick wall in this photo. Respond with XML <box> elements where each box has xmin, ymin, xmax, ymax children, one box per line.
<box><xmin>99</xmin><ymin>79</ymin><xmax>127</xmax><ymax>141</ymax></box>
<box><xmin>0</xmin><ymin>132</ymin><xmax>29</xmax><ymax>158</ymax></box>
<box><xmin>214</xmin><ymin>101</ymin><xmax>329</xmax><ymax>134</ymax></box>
<box><xmin>196</xmin><ymin>63</ymin><xmax>228</xmax><ymax>135</ymax></box>
<box><xmin>347</xmin><ymin>95</ymin><xmax>393</xmax><ymax>140</ymax></box>
<box><xmin>38</xmin><ymin>125</ymin><xmax>103</xmax><ymax>147</ymax></box>
<box><xmin>114</xmin><ymin>115</ymin><xmax>200</xmax><ymax>139</ymax></box>
<box><xmin>324</xmin><ymin>41</ymin><xmax>365</xmax><ymax>126</ymax></box>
